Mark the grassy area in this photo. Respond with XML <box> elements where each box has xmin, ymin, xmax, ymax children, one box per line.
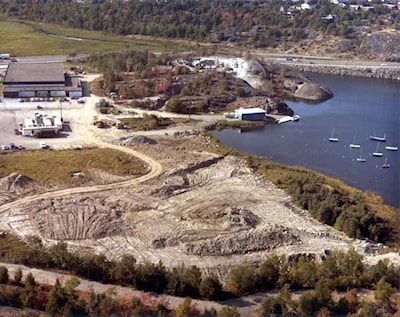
<box><xmin>120</xmin><ymin>114</ymin><xmax>195</xmax><ymax>131</ymax></box>
<box><xmin>0</xmin><ymin>19</ymin><xmax>192</xmax><ymax>57</ymax></box>
<box><xmin>215</xmin><ymin>119</ymin><xmax>267</xmax><ymax>130</ymax></box>
<box><xmin>0</xmin><ymin>148</ymin><xmax>147</xmax><ymax>186</ymax></box>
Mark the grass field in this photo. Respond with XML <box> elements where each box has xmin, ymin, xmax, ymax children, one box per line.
<box><xmin>0</xmin><ymin>148</ymin><xmax>147</xmax><ymax>186</ymax></box>
<box><xmin>0</xmin><ymin>19</ymin><xmax>192</xmax><ymax>56</ymax></box>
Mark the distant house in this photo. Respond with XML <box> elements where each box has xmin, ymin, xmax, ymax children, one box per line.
<box><xmin>322</xmin><ymin>14</ymin><xmax>338</xmax><ymax>22</ymax></box>
<box><xmin>300</xmin><ymin>3</ymin><xmax>315</xmax><ymax>10</ymax></box>
<box><xmin>3</xmin><ymin>62</ymin><xmax>82</xmax><ymax>99</ymax></box>
<box><xmin>235</xmin><ymin>108</ymin><xmax>266</xmax><ymax>121</ymax></box>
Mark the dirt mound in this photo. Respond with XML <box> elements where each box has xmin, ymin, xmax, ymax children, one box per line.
<box><xmin>0</xmin><ymin>173</ymin><xmax>40</xmax><ymax>193</ymax></box>
<box><xmin>118</xmin><ymin>135</ymin><xmax>157</xmax><ymax>145</ymax></box>
<box><xmin>31</xmin><ymin>196</ymin><xmax>135</xmax><ymax>240</ymax></box>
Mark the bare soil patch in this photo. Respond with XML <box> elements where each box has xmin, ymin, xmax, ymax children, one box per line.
<box><xmin>1</xmin><ymin>133</ymin><xmax>393</xmax><ymax>280</ymax></box>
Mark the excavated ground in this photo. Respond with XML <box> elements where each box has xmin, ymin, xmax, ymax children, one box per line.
<box><xmin>1</xmin><ymin>133</ymin><xmax>391</xmax><ymax>279</ymax></box>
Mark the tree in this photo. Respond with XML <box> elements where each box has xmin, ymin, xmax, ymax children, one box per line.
<box><xmin>298</xmin><ymin>291</ymin><xmax>319</xmax><ymax>316</ymax></box>
<box><xmin>49</xmin><ymin>242</ymin><xmax>76</xmax><ymax>271</ymax></box>
<box><xmin>228</xmin><ymin>265</ymin><xmax>256</xmax><ymax>295</ymax></box>
<box><xmin>174</xmin><ymin>298</ymin><xmax>200</xmax><ymax>317</ymax></box>
<box><xmin>258</xmin><ymin>255</ymin><xmax>281</xmax><ymax>290</ymax></box>
<box><xmin>375</xmin><ymin>277</ymin><xmax>395</xmax><ymax>303</ymax></box>
<box><xmin>14</xmin><ymin>267</ymin><xmax>23</xmax><ymax>285</ymax></box>
<box><xmin>0</xmin><ymin>266</ymin><xmax>9</xmax><ymax>284</ymax></box>
<box><xmin>20</xmin><ymin>273</ymin><xmax>38</xmax><ymax>308</ymax></box>
<box><xmin>217</xmin><ymin>306</ymin><xmax>240</xmax><ymax>317</ymax></box>
<box><xmin>199</xmin><ymin>275</ymin><xmax>222</xmax><ymax>300</ymax></box>
<box><xmin>113</xmin><ymin>254</ymin><xmax>136</xmax><ymax>286</ymax></box>
<box><xmin>45</xmin><ymin>279</ymin><xmax>67</xmax><ymax>316</ymax></box>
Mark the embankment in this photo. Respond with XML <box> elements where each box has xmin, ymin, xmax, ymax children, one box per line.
<box><xmin>288</xmin><ymin>64</ymin><xmax>400</xmax><ymax>80</ymax></box>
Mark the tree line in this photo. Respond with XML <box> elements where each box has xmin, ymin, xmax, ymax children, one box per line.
<box><xmin>0</xmin><ymin>245</ymin><xmax>399</xmax><ymax>316</ymax></box>
<box><xmin>244</xmin><ymin>157</ymin><xmax>400</xmax><ymax>245</ymax></box>
<box><xmin>0</xmin><ymin>0</ymin><xmax>398</xmax><ymax>47</ymax></box>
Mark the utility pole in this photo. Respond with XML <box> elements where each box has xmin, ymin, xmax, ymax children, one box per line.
<box><xmin>59</xmin><ymin>100</ymin><xmax>63</xmax><ymax>122</ymax></box>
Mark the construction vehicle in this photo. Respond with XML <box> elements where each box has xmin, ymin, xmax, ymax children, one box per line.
<box><xmin>93</xmin><ymin>116</ymin><xmax>106</xmax><ymax>128</ymax></box>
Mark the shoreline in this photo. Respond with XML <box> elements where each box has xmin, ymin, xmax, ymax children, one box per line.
<box><xmin>287</xmin><ymin>63</ymin><xmax>400</xmax><ymax>80</ymax></box>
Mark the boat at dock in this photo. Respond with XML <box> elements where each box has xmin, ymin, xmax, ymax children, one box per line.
<box><xmin>385</xmin><ymin>146</ymin><xmax>398</xmax><ymax>151</ymax></box>
<box><xmin>369</xmin><ymin>133</ymin><xmax>386</xmax><ymax>142</ymax></box>
<box><xmin>277</xmin><ymin>115</ymin><xmax>300</xmax><ymax>124</ymax></box>
<box><xmin>328</xmin><ymin>128</ymin><xmax>339</xmax><ymax>142</ymax></box>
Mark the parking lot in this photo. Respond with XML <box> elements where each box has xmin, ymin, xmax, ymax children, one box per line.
<box><xmin>0</xmin><ymin>97</ymin><xmax>90</xmax><ymax>152</ymax></box>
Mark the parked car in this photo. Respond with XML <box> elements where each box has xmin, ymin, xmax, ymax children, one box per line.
<box><xmin>1</xmin><ymin>145</ymin><xmax>10</xmax><ymax>150</ymax></box>
<box><xmin>39</xmin><ymin>142</ymin><xmax>49</xmax><ymax>149</ymax></box>
<box><xmin>77</xmin><ymin>98</ymin><xmax>85</xmax><ymax>104</ymax></box>
<box><xmin>17</xmin><ymin>144</ymin><xmax>25</xmax><ymax>150</ymax></box>
<box><xmin>9</xmin><ymin>143</ymin><xmax>16</xmax><ymax>150</ymax></box>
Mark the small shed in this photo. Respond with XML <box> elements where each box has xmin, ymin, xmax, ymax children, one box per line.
<box><xmin>235</xmin><ymin>108</ymin><xmax>266</xmax><ymax>121</ymax></box>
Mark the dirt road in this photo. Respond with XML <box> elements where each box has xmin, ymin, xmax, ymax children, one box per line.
<box><xmin>0</xmin><ymin>95</ymin><xmax>163</xmax><ymax>215</ymax></box>
<box><xmin>0</xmin><ymin>261</ymin><xmax>259</xmax><ymax>316</ymax></box>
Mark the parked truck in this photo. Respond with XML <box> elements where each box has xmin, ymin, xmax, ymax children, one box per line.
<box><xmin>0</xmin><ymin>53</ymin><xmax>10</xmax><ymax>60</ymax></box>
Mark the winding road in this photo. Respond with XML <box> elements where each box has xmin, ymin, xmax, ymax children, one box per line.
<box><xmin>0</xmin><ymin>94</ymin><xmax>163</xmax><ymax>222</ymax></box>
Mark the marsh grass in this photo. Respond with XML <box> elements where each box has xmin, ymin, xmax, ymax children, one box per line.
<box><xmin>0</xmin><ymin>19</ymin><xmax>190</xmax><ymax>56</ymax></box>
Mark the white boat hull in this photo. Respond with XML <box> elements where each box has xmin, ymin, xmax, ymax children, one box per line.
<box><xmin>385</xmin><ymin>146</ymin><xmax>398</xmax><ymax>151</ymax></box>
<box><xmin>329</xmin><ymin>138</ymin><xmax>339</xmax><ymax>142</ymax></box>
<box><xmin>373</xmin><ymin>152</ymin><xmax>383</xmax><ymax>157</ymax></box>
<box><xmin>350</xmin><ymin>144</ymin><xmax>360</xmax><ymax>148</ymax></box>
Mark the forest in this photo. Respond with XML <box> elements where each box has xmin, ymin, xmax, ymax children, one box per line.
<box><xmin>0</xmin><ymin>0</ymin><xmax>398</xmax><ymax>48</ymax></box>
<box><xmin>0</xmin><ymin>233</ymin><xmax>399</xmax><ymax>316</ymax></box>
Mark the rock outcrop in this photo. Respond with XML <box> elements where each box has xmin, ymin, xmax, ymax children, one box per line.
<box><xmin>294</xmin><ymin>82</ymin><xmax>334</xmax><ymax>102</ymax></box>
<box><xmin>359</xmin><ymin>31</ymin><xmax>400</xmax><ymax>62</ymax></box>
<box><xmin>264</xmin><ymin>98</ymin><xmax>294</xmax><ymax>116</ymax></box>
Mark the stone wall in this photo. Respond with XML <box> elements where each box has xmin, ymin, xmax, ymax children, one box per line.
<box><xmin>289</xmin><ymin>64</ymin><xmax>400</xmax><ymax>81</ymax></box>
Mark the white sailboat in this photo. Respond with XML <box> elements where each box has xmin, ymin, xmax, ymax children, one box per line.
<box><xmin>382</xmin><ymin>155</ymin><xmax>390</xmax><ymax>168</ymax></box>
<box><xmin>385</xmin><ymin>146</ymin><xmax>398</xmax><ymax>151</ymax></box>
<box><xmin>356</xmin><ymin>148</ymin><xmax>366</xmax><ymax>162</ymax></box>
<box><xmin>370</xmin><ymin>133</ymin><xmax>386</xmax><ymax>142</ymax></box>
<box><xmin>349</xmin><ymin>136</ymin><xmax>360</xmax><ymax>148</ymax></box>
<box><xmin>372</xmin><ymin>143</ymin><xmax>383</xmax><ymax>157</ymax></box>
<box><xmin>328</xmin><ymin>128</ymin><xmax>339</xmax><ymax>142</ymax></box>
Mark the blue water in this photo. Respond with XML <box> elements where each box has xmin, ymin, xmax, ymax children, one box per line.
<box><xmin>214</xmin><ymin>73</ymin><xmax>400</xmax><ymax>208</ymax></box>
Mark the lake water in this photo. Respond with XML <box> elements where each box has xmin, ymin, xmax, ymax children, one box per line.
<box><xmin>214</xmin><ymin>73</ymin><xmax>400</xmax><ymax>208</ymax></box>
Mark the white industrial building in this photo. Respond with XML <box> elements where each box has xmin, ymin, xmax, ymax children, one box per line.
<box><xmin>19</xmin><ymin>114</ymin><xmax>63</xmax><ymax>137</ymax></box>
<box><xmin>235</xmin><ymin>108</ymin><xmax>267</xmax><ymax>121</ymax></box>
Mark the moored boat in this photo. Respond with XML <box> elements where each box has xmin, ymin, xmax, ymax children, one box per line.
<box><xmin>385</xmin><ymin>146</ymin><xmax>398</xmax><ymax>151</ymax></box>
<box><xmin>369</xmin><ymin>133</ymin><xmax>386</xmax><ymax>142</ymax></box>
<box><xmin>349</xmin><ymin>136</ymin><xmax>360</xmax><ymax>148</ymax></box>
<box><xmin>328</xmin><ymin>128</ymin><xmax>339</xmax><ymax>142</ymax></box>
<box><xmin>356</xmin><ymin>148</ymin><xmax>366</xmax><ymax>162</ymax></box>
<box><xmin>372</xmin><ymin>143</ymin><xmax>383</xmax><ymax>157</ymax></box>
<box><xmin>382</xmin><ymin>155</ymin><xmax>390</xmax><ymax>168</ymax></box>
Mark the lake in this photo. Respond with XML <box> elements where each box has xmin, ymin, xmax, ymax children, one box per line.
<box><xmin>213</xmin><ymin>73</ymin><xmax>400</xmax><ymax>208</ymax></box>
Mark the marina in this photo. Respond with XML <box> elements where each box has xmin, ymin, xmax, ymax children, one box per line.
<box><xmin>214</xmin><ymin>73</ymin><xmax>400</xmax><ymax>207</ymax></box>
